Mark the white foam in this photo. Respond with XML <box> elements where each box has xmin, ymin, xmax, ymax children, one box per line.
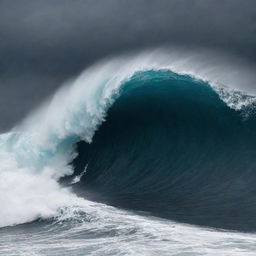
<box><xmin>0</xmin><ymin>149</ymin><xmax>86</xmax><ymax>227</ymax></box>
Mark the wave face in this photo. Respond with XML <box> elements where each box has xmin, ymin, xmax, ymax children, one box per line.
<box><xmin>71</xmin><ymin>70</ymin><xmax>256</xmax><ymax>232</ymax></box>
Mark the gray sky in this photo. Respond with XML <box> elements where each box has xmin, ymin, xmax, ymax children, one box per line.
<box><xmin>0</xmin><ymin>0</ymin><xmax>256</xmax><ymax>130</ymax></box>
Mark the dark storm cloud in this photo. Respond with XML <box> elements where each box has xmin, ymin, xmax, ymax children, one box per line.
<box><xmin>0</xmin><ymin>0</ymin><xmax>256</xmax><ymax>130</ymax></box>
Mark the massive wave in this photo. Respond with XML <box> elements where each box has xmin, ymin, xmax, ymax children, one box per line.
<box><xmin>1</xmin><ymin>50</ymin><xmax>256</xmax><ymax>234</ymax></box>
<box><xmin>72</xmin><ymin>70</ymin><xmax>256</xmax><ymax>232</ymax></box>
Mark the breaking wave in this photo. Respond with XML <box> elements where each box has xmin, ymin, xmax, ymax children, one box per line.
<box><xmin>1</xmin><ymin>50</ymin><xmax>256</xmax><ymax>232</ymax></box>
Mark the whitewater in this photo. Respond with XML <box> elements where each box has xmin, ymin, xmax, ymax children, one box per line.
<box><xmin>1</xmin><ymin>49</ymin><xmax>256</xmax><ymax>255</ymax></box>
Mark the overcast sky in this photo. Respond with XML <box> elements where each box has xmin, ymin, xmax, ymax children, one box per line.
<box><xmin>0</xmin><ymin>0</ymin><xmax>256</xmax><ymax>130</ymax></box>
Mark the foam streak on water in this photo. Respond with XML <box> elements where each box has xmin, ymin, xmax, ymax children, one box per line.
<box><xmin>1</xmin><ymin>202</ymin><xmax>256</xmax><ymax>256</ymax></box>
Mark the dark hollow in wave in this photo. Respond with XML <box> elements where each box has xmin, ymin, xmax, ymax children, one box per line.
<box><xmin>71</xmin><ymin>70</ymin><xmax>256</xmax><ymax>232</ymax></box>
